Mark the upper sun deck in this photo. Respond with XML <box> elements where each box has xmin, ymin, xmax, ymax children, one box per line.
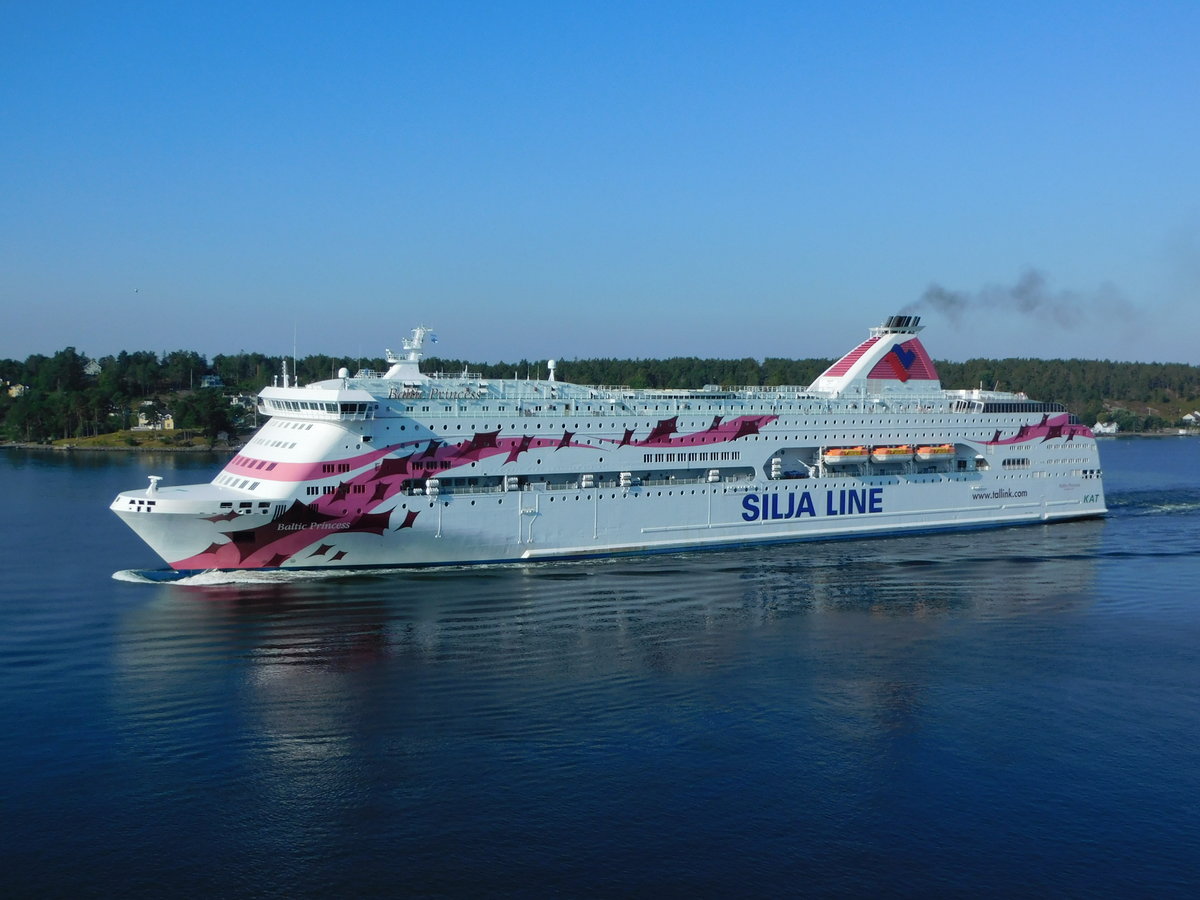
<box><xmin>256</xmin><ymin>316</ymin><xmax>1057</xmax><ymax>421</ymax></box>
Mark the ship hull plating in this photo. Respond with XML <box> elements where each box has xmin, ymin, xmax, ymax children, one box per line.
<box><xmin>113</xmin><ymin>458</ymin><xmax>1105</xmax><ymax>571</ymax></box>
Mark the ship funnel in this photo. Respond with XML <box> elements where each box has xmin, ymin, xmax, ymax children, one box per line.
<box><xmin>872</xmin><ymin>314</ymin><xmax>924</xmax><ymax>336</ymax></box>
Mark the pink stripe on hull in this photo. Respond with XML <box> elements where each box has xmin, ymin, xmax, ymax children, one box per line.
<box><xmin>221</xmin><ymin>443</ymin><xmax>407</xmax><ymax>482</ymax></box>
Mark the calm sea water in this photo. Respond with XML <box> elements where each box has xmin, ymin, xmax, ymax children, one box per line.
<box><xmin>2</xmin><ymin>438</ymin><xmax>1198</xmax><ymax>897</ymax></box>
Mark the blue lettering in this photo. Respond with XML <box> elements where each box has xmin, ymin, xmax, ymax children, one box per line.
<box><xmin>747</xmin><ymin>488</ymin><xmax>881</xmax><ymax>521</ymax></box>
<box><xmin>797</xmin><ymin>492</ymin><xmax>815</xmax><ymax>517</ymax></box>
<box><xmin>742</xmin><ymin>494</ymin><xmax>759</xmax><ymax>522</ymax></box>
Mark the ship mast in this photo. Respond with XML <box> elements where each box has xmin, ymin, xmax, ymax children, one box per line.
<box><xmin>383</xmin><ymin>326</ymin><xmax>436</xmax><ymax>380</ymax></box>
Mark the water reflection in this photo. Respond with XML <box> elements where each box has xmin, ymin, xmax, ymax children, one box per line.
<box><xmin>113</xmin><ymin>521</ymin><xmax>1105</xmax><ymax>745</ymax></box>
<box><xmin>2</xmin><ymin>446</ymin><xmax>227</xmax><ymax>474</ymax></box>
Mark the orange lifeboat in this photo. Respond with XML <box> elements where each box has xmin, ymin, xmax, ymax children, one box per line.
<box><xmin>870</xmin><ymin>445</ymin><xmax>914</xmax><ymax>464</ymax></box>
<box><xmin>822</xmin><ymin>446</ymin><xmax>868</xmax><ymax>466</ymax></box>
<box><xmin>915</xmin><ymin>443</ymin><xmax>955</xmax><ymax>462</ymax></box>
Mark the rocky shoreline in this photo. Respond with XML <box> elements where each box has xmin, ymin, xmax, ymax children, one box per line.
<box><xmin>1</xmin><ymin>441</ymin><xmax>240</xmax><ymax>453</ymax></box>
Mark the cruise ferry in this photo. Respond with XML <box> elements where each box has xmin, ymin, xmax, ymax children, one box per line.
<box><xmin>112</xmin><ymin>315</ymin><xmax>1106</xmax><ymax>571</ymax></box>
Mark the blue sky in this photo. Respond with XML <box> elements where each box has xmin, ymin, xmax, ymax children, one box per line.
<box><xmin>3</xmin><ymin>1</ymin><xmax>1198</xmax><ymax>367</ymax></box>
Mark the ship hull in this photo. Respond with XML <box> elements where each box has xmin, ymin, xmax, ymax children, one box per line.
<box><xmin>113</xmin><ymin>468</ymin><xmax>1105</xmax><ymax>571</ymax></box>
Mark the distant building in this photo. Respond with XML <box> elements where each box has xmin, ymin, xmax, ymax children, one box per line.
<box><xmin>1093</xmin><ymin>421</ymin><xmax>1119</xmax><ymax>435</ymax></box>
<box><xmin>200</xmin><ymin>375</ymin><xmax>224</xmax><ymax>388</ymax></box>
<box><xmin>134</xmin><ymin>402</ymin><xmax>174</xmax><ymax>431</ymax></box>
<box><xmin>5</xmin><ymin>382</ymin><xmax>27</xmax><ymax>398</ymax></box>
<box><xmin>84</xmin><ymin>359</ymin><xmax>102</xmax><ymax>377</ymax></box>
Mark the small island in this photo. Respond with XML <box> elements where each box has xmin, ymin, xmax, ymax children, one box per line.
<box><xmin>4</xmin><ymin>345</ymin><xmax>1200</xmax><ymax>448</ymax></box>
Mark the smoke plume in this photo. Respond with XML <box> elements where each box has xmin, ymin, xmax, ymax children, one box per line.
<box><xmin>904</xmin><ymin>268</ymin><xmax>1127</xmax><ymax>328</ymax></box>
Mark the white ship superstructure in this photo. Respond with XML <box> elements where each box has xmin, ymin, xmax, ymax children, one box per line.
<box><xmin>112</xmin><ymin>316</ymin><xmax>1106</xmax><ymax>571</ymax></box>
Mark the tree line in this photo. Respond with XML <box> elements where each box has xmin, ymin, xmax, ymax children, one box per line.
<box><xmin>2</xmin><ymin>346</ymin><xmax>1198</xmax><ymax>443</ymax></box>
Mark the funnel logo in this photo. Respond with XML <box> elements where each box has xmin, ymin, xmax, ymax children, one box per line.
<box><xmin>867</xmin><ymin>338</ymin><xmax>937</xmax><ymax>382</ymax></box>
<box><xmin>887</xmin><ymin>343</ymin><xmax>918</xmax><ymax>381</ymax></box>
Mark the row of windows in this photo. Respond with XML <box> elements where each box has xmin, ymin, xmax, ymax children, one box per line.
<box><xmin>249</xmin><ymin>419</ymin><xmax>312</xmax><ymax>447</ymax></box>
<box><xmin>643</xmin><ymin>451</ymin><xmax>741</xmax><ymax>463</ymax></box>
<box><xmin>278</xmin><ymin>414</ymin><xmax>1091</xmax><ymax>451</ymax></box>
<box><xmin>377</xmin><ymin>486</ymin><xmax>769</xmax><ymax>509</ymax></box>
<box><xmin>377</xmin><ymin>422</ymin><xmax>1087</xmax><ymax>444</ymax></box>
<box><xmin>269</xmin><ymin>400</ymin><xmax>376</xmax><ymax>415</ymax></box>
<box><xmin>305</xmin><ymin>483</ymin><xmax>369</xmax><ymax>496</ymax></box>
<box><xmin>405</xmin><ymin>418</ymin><xmax>978</xmax><ymax>432</ymax></box>
<box><xmin>215</xmin><ymin>474</ymin><xmax>261</xmax><ymax>491</ymax></box>
<box><xmin>411</xmin><ymin>460</ymin><xmax>453</xmax><ymax>470</ymax></box>
<box><xmin>231</xmin><ymin>455</ymin><xmax>279</xmax><ymax>472</ymax></box>
<box><xmin>378</xmin><ymin>410</ymin><xmax>1086</xmax><ymax>431</ymax></box>
<box><xmin>979</xmin><ymin>402</ymin><xmax>1066</xmax><ymax>413</ymax></box>
<box><xmin>409</xmin><ymin>404</ymin><xmax>516</xmax><ymax>413</ymax></box>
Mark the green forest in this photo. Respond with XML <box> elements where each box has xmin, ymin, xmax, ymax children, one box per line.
<box><xmin>2</xmin><ymin>345</ymin><xmax>1198</xmax><ymax>444</ymax></box>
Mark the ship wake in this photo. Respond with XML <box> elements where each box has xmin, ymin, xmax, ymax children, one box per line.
<box><xmin>111</xmin><ymin>568</ymin><xmax>356</xmax><ymax>585</ymax></box>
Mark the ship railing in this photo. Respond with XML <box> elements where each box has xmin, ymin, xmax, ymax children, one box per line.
<box><xmin>424</xmin><ymin>370</ymin><xmax>484</xmax><ymax>381</ymax></box>
<box><xmin>380</xmin><ymin>400</ymin><xmax>963</xmax><ymax>418</ymax></box>
<box><xmin>637</xmin><ymin>475</ymin><xmax>748</xmax><ymax>487</ymax></box>
<box><xmin>412</xmin><ymin>471</ymin><xmax>756</xmax><ymax>497</ymax></box>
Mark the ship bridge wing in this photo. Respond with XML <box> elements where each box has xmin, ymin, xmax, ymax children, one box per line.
<box><xmin>808</xmin><ymin>314</ymin><xmax>942</xmax><ymax>397</ymax></box>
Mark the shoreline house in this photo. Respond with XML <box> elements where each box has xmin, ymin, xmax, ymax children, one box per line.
<box><xmin>134</xmin><ymin>401</ymin><xmax>174</xmax><ymax>431</ymax></box>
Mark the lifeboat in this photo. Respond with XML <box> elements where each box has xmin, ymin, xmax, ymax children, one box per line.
<box><xmin>915</xmin><ymin>444</ymin><xmax>955</xmax><ymax>462</ymax></box>
<box><xmin>870</xmin><ymin>445</ymin><xmax>914</xmax><ymax>464</ymax></box>
<box><xmin>822</xmin><ymin>446</ymin><xmax>868</xmax><ymax>466</ymax></box>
